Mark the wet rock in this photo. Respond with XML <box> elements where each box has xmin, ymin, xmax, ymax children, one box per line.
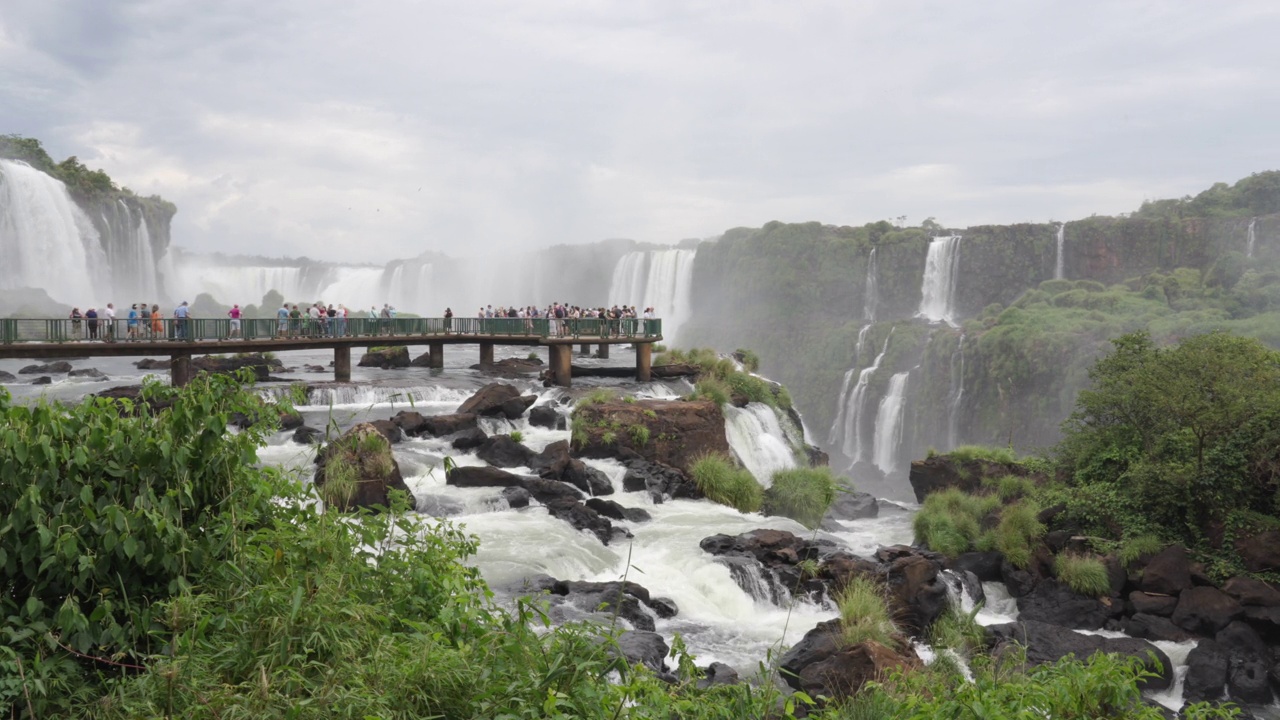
<box><xmin>1117</xmin><ymin>613</ymin><xmax>1195</xmax><ymax>643</ymax></box>
<box><xmin>501</xmin><ymin>486</ymin><xmax>531</xmax><ymax>509</ymax></box>
<box><xmin>19</xmin><ymin>361</ymin><xmax>72</xmax><ymax>374</ymax></box>
<box><xmin>649</xmin><ymin>597</ymin><xmax>678</xmax><ymax>619</ymax></box>
<box><xmin>987</xmin><ymin>620</ymin><xmax>1172</xmax><ymax>691</ymax></box>
<box><xmin>192</xmin><ymin>354</ymin><xmax>281</xmax><ymax>381</ymax></box>
<box><xmin>279</xmin><ymin>411</ymin><xmax>304</xmax><ymax>430</ymax></box>
<box><xmin>622</xmin><ymin>457</ymin><xmax>699</xmax><ymax>500</ymax></box>
<box><xmin>303</xmin><ymin>364</ymin><xmax>327</xmax><ymax>373</ymax></box>
<box><xmin>368</xmin><ymin>419</ymin><xmax>403</xmax><ymax>444</ymax></box>
<box><xmin>876</xmin><ymin>545</ymin><xmax>950</xmax><ymax>635</ymax></box>
<box><xmin>1139</xmin><ymin>545</ymin><xmax>1191</xmax><ymax>596</ymax></box>
<box><xmin>1235</xmin><ymin>530</ymin><xmax>1280</xmax><ymax>572</ymax></box>
<box><xmin>1242</xmin><ymin>605</ymin><xmax>1280</xmax><ymax>643</ymax></box>
<box><xmin>420</xmin><ymin>412</ymin><xmax>478</xmax><ymax>436</ymax></box>
<box><xmin>446</xmin><ymin>465</ymin><xmax>524</xmax><ymax>488</ymax></box>
<box><xmin>476</xmin><ymin>435</ymin><xmax>535</xmax><ymax>468</ymax></box>
<box><xmin>825</xmin><ymin>489</ymin><xmax>879</xmax><ymax>522</ymax></box>
<box><xmin>519</xmin><ymin>477</ymin><xmax>584</xmax><ymax>504</ymax></box>
<box><xmin>1221</xmin><ymin>576</ymin><xmax>1280</xmax><ymax>608</ymax></box>
<box><xmin>1017</xmin><ymin>579</ymin><xmax>1123</xmax><ymax>630</ymax></box>
<box><xmin>585</xmin><ymin>497</ymin><xmax>652</xmax><ymax>523</ymax></box>
<box><xmin>1172</xmin><ymin>586</ymin><xmax>1243</xmax><ymax>636</ymax></box>
<box><xmin>1185</xmin><ymin>640</ymin><xmax>1230</xmax><ymax>703</ymax></box>
<box><xmin>614</xmin><ymin>631</ymin><xmax>668</xmax><ymax>672</ymax></box>
<box><xmin>562</xmin><ymin>459</ymin><xmax>614</xmax><ymax>496</ymax></box>
<box><xmin>573</xmin><ymin>399</ymin><xmax>730</xmax><ymax>473</ymax></box>
<box><xmin>945</xmin><ymin>551</ymin><xmax>1005</xmax><ymax>583</ymax></box>
<box><xmin>457</xmin><ymin>383</ymin><xmax>524</xmax><ymax>416</ymax></box>
<box><xmin>292</xmin><ymin>425</ymin><xmax>324</xmax><ymax>445</ymax></box>
<box><xmin>544</xmin><ymin>498</ymin><xmax>629</xmax><ymax>545</ymax></box>
<box><xmin>409</xmin><ymin>351</ymin><xmax>433</xmax><ymax>367</ymax></box>
<box><xmin>450</xmin><ymin>428</ymin><xmax>488</xmax><ymax>451</ymax></box>
<box><xmin>500</xmin><ymin>395</ymin><xmax>537</xmax><ymax>420</ymax></box>
<box><xmin>0</xmin><ymin>370</ymin><xmax>15</xmax><ymax>382</ymax></box>
<box><xmin>390</xmin><ymin>410</ymin><xmax>428</xmax><ymax>435</ymax></box>
<box><xmin>68</xmin><ymin>367</ymin><xmax>106</xmax><ymax>379</ymax></box>
<box><xmin>417</xmin><ymin>494</ymin><xmax>466</xmax><ymax>517</ymax></box>
<box><xmin>528</xmin><ymin>405</ymin><xmax>564</xmax><ymax>429</ymax></box>
<box><xmin>313</xmin><ymin>422</ymin><xmax>414</xmax><ymax>511</ymax></box>
<box><xmin>1229</xmin><ymin>656</ymin><xmax>1273</xmax><ymax>705</ymax></box>
<box><xmin>779</xmin><ymin>619</ymin><xmax>915</xmax><ymax>702</ymax></box>
<box><xmin>357</xmin><ymin>346</ymin><xmax>410</xmax><ymax>369</ymax></box>
<box><xmin>134</xmin><ymin>358</ymin><xmax>169</xmax><ymax>369</ymax></box>
<box><xmin>532</xmin><ymin>440</ymin><xmax>571</xmax><ymax>477</ymax></box>
<box><xmin>1129</xmin><ymin>591</ymin><xmax>1179</xmax><ymax>617</ymax></box>
<box><xmin>1215</xmin><ymin>621</ymin><xmax>1270</xmax><ymax>662</ymax></box>
<box><xmin>696</xmin><ymin>662</ymin><xmax>739</xmax><ymax>689</ymax></box>
<box><xmin>30</xmin><ymin>376</ymin><xmax>52</xmax><ymax>385</ymax></box>
<box><xmin>551</xmin><ymin>580</ymin><xmax>664</xmax><ymax>630</ymax></box>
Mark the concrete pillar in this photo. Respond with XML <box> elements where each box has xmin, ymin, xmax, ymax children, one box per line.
<box><xmin>334</xmin><ymin>346</ymin><xmax>351</xmax><ymax>382</ymax></box>
<box><xmin>429</xmin><ymin>341</ymin><xmax>444</xmax><ymax>369</ymax></box>
<box><xmin>580</xmin><ymin>343</ymin><xmax>591</xmax><ymax>356</ymax></box>
<box><xmin>597</xmin><ymin>343</ymin><xmax>610</xmax><ymax>359</ymax></box>
<box><xmin>171</xmin><ymin>354</ymin><xmax>192</xmax><ymax>387</ymax></box>
<box><xmin>635</xmin><ymin>342</ymin><xmax>652</xmax><ymax>382</ymax></box>
<box><xmin>550</xmin><ymin>344</ymin><xmax>572</xmax><ymax>388</ymax></box>
<box><xmin>479</xmin><ymin>341</ymin><xmax>495</xmax><ymax>366</ymax></box>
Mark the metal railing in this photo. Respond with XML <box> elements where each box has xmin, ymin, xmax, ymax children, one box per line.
<box><xmin>0</xmin><ymin>316</ymin><xmax>662</xmax><ymax>344</ymax></box>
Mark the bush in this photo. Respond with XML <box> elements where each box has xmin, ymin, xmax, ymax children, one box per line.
<box><xmin>690</xmin><ymin>377</ymin><xmax>731</xmax><ymax>406</ymax></box>
<box><xmin>763</xmin><ymin>468</ymin><xmax>838</xmax><ymax>529</ymax></box>
<box><xmin>912</xmin><ymin>489</ymin><xmax>1001</xmax><ymax>557</ymax></box>
<box><xmin>690</xmin><ymin>453</ymin><xmax>763</xmax><ymax>513</ymax></box>
<box><xmin>983</xmin><ymin>474</ymin><xmax>1035</xmax><ymax>501</ymax></box>
<box><xmin>948</xmin><ymin>445</ymin><xmax>1022</xmax><ymax>465</ymax></box>
<box><xmin>995</xmin><ymin>501</ymin><xmax>1046</xmax><ymax>569</ymax></box>
<box><xmin>1055</xmin><ymin>554</ymin><xmax>1112</xmax><ymax>596</ymax></box>
<box><xmin>836</xmin><ymin>576</ymin><xmax>899</xmax><ymax>647</ymax></box>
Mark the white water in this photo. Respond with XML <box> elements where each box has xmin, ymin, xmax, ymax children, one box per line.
<box><xmin>0</xmin><ymin>159</ymin><xmax>111</xmax><ymax>302</ymax></box>
<box><xmin>1247</xmin><ymin>217</ymin><xmax>1258</xmax><ymax>258</ymax></box>
<box><xmin>1054</xmin><ymin>224</ymin><xmax>1066</xmax><ymax>280</ymax></box>
<box><xmin>918</xmin><ymin>235</ymin><xmax>962</xmax><ymax>325</ymax></box>
<box><xmin>947</xmin><ymin>334</ymin><xmax>966</xmax><ymax>450</ymax></box>
<box><xmin>828</xmin><ymin>330</ymin><xmax>892</xmax><ymax>464</ymax></box>
<box><xmin>607</xmin><ymin>248</ymin><xmax>697</xmax><ymax>343</ymax></box>
<box><xmin>725</xmin><ymin>403</ymin><xmax>798</xmax><ymax>485</ymax></box>
<box><xmin>863</xmin><ymin>247</ymin><xmax>879</xmax><ymax>322</ymax></box>
<box><xmin>871</xmin><ymin>371</ymin><xmax>910</xmax><ymax>475</ymax></box>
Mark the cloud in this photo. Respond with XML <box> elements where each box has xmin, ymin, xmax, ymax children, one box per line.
<box><xmin>2</xmin><ymin>0</ymin><xmax>1279</xmax><ymax>262</ymax></box>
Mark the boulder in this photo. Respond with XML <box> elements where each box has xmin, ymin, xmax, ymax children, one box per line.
<box><xmin>0</xmin><ymin>370</ymin><xmax>15</xmax><ymax>382</ymax></box>
<box><xmin>520</xmin><ymin>477</ymin><xmax>584</xmax><ymax>504</ymax></box>
<box><xmin>357</xmin><ymin>346</ymin><xmax>410</xmax><ymax>369</ymax></box>
<box><xmin>1139</xmin><ymin>545</ymin><xmax>1192</xmax><ymax>596</ymax></box>
<box><xmin>544</xmin><ymin>497</ymin><xmax>629</xmax><ymax>545</ymax></box>
<box><xmin>450</xmin><ymin>429</ymin><xmax>488</xmax><ymax>451</ymax></box>
<box><xmin>1000</xmin><ymin>556</ymin><xmax>1044</xmax><ymax>598</ymax></box>
<box><xmin>416</xmin><ymin>495</ymin><xmax>465</xmax><ymax>517</ymax></box>
<box><xmin>192</xmin><ymin>354</ymin><xmax>280</xmax><ymax>381</ymax></box>
<box><xmin>551</xmin><ymin>580</ymin><xmax>665</xmax><ymax>631</ymax></box>
<box><xmin>696</xmin><ymin>662</ymin><xmax>739</xmax><ymax>689</ymax></box>
<box><xmin>532</xmin><ymin>440</ymin><xmax>572</xmax><ymax>477</ymax></box>
<box><xmin>303</xmin><ymin>364</ymin><xmax>326</xmax><ymax>373</ymax></box>
<box><xmin>614</xmin><ymin>631</ymin><xmax>668</xmax><ymax>672</ymax></box>
<box><xmin>367</xmin><ymin>419</ymin><xmax>403</xmax><ymax>444</ymax></box>
<box><xmin>562</xmin><ymin>459</ymin><xmax>614</xmax><ymax>496</ymax></box>
<box><xmin>1221</xmin><ymin>576</ymin><xmax>1280</xmax><ymax>607</ymax></box>
<box><xmin>572</xmin><ymin>399</ymin><xmax>730</xmax><ymax>473</ymax></box>
<box><xmin>313</xmin><ymin>423</ymin><xmax>414</xmax><ymax>511</ymax></box>
<box><xmin>1017</xmin><ymin>579</ymin><xmax>1123</xmax><ymax>630</ymax></box>
<box><xmin>390</xmin><ymin>410</ymin><xmax>430</xmax><ymax>435</ymax></box>
<box><xmin>68</xmin><ymin>368</ymin><xmax>106</xmax><ymax>379</ymax></box>
<box><xmin>701</xmin><ymin>528</ymin><xmax>850</xmax><ymax>605</ymax></box>
<box><xmin>292</xmin><ymin>425</ymin><xmax>324</xmax><ymax>445</ymax></box>
<box><xmin>409</xmin><ymin>351</ymin><xmax>433</xmax><ymax>367</ymax></box>
<box><xmin>585</xmin><ymin>498</ymin><xmax>652</xmax><ymax>523</ymax></box>
<box><xmin>907</xmin><ymin>453</ymin><xmax>1034</xmax><ymax>504</ymax></box>
<box><xmin>1215</xmin><ymin>621</ymin><xmax>1271</xmax><ymax>662</ymax></box>
<box><xmin>1242</xmin><ymin>605</ymin><xmax>1280</xmax><ymax>643</ymax></box>
<box><xmin>1172</xmin><ymin>586</ymin><xmax>1244</xmax><ymax>636</ymax></box>
<box><xmin>134</xmin><ymin>358</ymin><xmax>170</xmax><ymax>369</ymax></box>
<box><xmin>475</xmin><ymin>435</ymin><xmax>535</xmax><ymax>468</ymax></box>
<box><xmin>19</xmin><ymin>361</ymin><xmax>72</xmax><ymax>374</ymax></box>
<box><xmin>1235</xmin><ymin>530</ymin><xmax>1280</xmax><ymax>572</ymax></box>
<box><xmin>419</xmin><ymin>412</ymin><xmax>478</xmax><ymax>436</ymax></box>
<box><xmin>945</xmin><ymin>551</ymin><xmax>1005</xmax><ymax>583</ymax></box>
<box><xmin>1184</xmin><ymin>640</ymin><xmax>1230</xmax><ymax>704</ymax></box>
<box><xmin>1228</xmin><ymin>656</ymin><xmax>1274</xmax><ymax>705</ymax></box>
<box><xmin>457</xmin><ymin>383</ymin><xmax>523</xmax><ymax>416</ymax></box>
<box><xmin>528</xmin><ymin>405</ymin><xmax>564</xmax><ymax>429</ymax></box>
<box><xmin>1116</xmin><ymin>613</ymin><xmax>1194</xmax><ymax>643</ymax></box>
<box><xmin>1129</xmin><ymin>591</ymin><xmax>1179</xmax><ymax>617</ymax></box>
<box><xmin>795</xmin><ymin>641</ymin><xmax>914</xmax><ymax>702</ymax></box>
<box><xmin>446</xmin><ymin>466</ymin><xmax>524</xmax><ymax>488</ymax></box>
<box><xmin>622</xmin><ymin>457</ymin><xmax>697</xmax><ymax>500</ymax></box>
<box><xmin>30</xmin><ymin>376</ymin><xmax>52</xmax><ymax>385</ymax></box>
<box><xmin>279</xmin><ymin>411</ymin><xmax>304</xmax><ymax>430</ymax></box>
<box><xmin>500</xmin><ymin>395</ymin><xmax>537</xmax><ymax>420</ymax></box>
<box><xmin>649</xmin><ymin>597</ymin><xmax>679</xmax><ymax>619</ymax></box>
<box><xmin>501</xmin><ymin>486</ymin><xmax>531</xmax><ymax>509</ymax></box>
<box><xmin>987</xmin><ymin>620</ymin><xmax>1172</xmax><ymax>691</ymax></box>
<box><xmin>826</xmin><ymin>488</ymin><xmax>879</xmax><ymax>521</ymax></box>
<box><xmin>876</xmin><ymin>545</ymin><xmax>950</xmax><ymax>635</ymax></box>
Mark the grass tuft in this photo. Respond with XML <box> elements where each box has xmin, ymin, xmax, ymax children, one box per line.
<box><xmin>1055</xmin><ymin>554</ymin><xmax>1112</xmax><ymax>596</ymax></box>
<box><xmin>628</xmin><ymin>424</ymin><xmax>650</xmax><ymax>447</ymax></box>
<box><xmin>996</xmin><ymin>501</ymin><xmax>1046</xmax><ymax>569</ymax></box>
<box><xmin>948</xmin><ymin>445</ymin><xmax>1021</xmax><ymax>465</ymax></box>
<box><xmin>836</xmin><ymin>575</ymin><xmax>899</xmax><ymax>648</ymax></box>
<box><xmin>1118</xmin><ymin>535</ymin><xmax>1165</xmax><ymax>567</ymax></box>
<box><xmin>983</xmin><ymin>474</ymin><xmax>1035</xmax><ymax>501</ymax></box>
<box><xmin>509</xmin><ymin>430</ymin><xmax>524</xmax><ymax>444</ymax></box>
<box><xmin>912</xmin><ymin>489</ymin><xmax>1001</xmax><ymax>557</ymax></box>
<box><xmin>690</xmin><ymin>453</ymin><xmax>762</xmax><ymax>513</ymax></box>
<box><xmin>763</xmin><ymin>467</ymin><xmax>838</xmax><ymax>529</ymax></box>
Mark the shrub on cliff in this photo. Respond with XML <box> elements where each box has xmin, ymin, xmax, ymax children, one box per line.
<box><xmin>763</xmin><ymin>467</ymin><xmax>838</xmax><ymax>529</ymax></box>
<box><xmin>690</xmin><ymin>453</ymin><xmax>762</xmax><ymax>513</ymax></box>
<box><xmin>912</xmin><ymin>489</ymin><xmax>1001</xmax><ymax>557</ymax></box>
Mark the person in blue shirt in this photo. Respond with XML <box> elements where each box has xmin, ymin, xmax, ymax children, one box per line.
<box><xmin>173</xmin><ymin>301</ymin><xmax>190</xmax><ymax>339</ymax></box>
<box><xmin>276</xmin><ymin>304</ymin><xmax>290</xmax><ymax>337</ymax></box>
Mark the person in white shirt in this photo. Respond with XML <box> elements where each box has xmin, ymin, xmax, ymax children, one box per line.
<box><xmin>102</xmin><ymin>303</ymin><xmax>117</xmax><ymax>341</ymax></box>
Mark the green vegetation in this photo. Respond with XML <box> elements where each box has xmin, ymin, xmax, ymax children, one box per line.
<box><xmin>763</xmin><ymin>467</ymin><xmax>838</xmax><ymax>529</ymax></box>
<box><xmin>1133</xmin><ymin>170</ymin><xmax>1280</xmax><ymax>220</ymax></box>
<box><xmin>1118</xmin><ymin>534</ymin><xmax>1165</xmax><ymax>567</ymax></box>
<box><xmin>577</xmin><ymin>387</ymin><xmax>619</xmax><ymax>407</ymax></box>
<box><xmin>689</xmin><ymin>377</ymin><xmax>731</xmax><ymax>406</ymax></box>
<box><xmin>1055</xmin><ymin>554</ymin><xmax>1112</xmax><ymax>596</ymax></box>
<box><xmin>948</xmin><ymin>444</ymin><xmax>1022</xmax><ymax>465</ymax></box>
<box><xmin>660</xmin><ymin>347</ymin><xmax>791</xmax><ymax>409</ymax></box>
<box><xmin>983</xmin><ymin>474</ymin><xmax>1035</xmax><ymax>501</ymax></box>
<box><xmin>927</xmin><ymin>607</ymin><xmax>985</xmax><ymax>659</ymax></box>
<box><xmin>836</xmin><ymin>576</ymin><xmax>899</xmax><ymax>648</ymax></box>
<box><xmin>1</xmin><ymin>134</ymin><xmax>176</xmax><ymax>211</ymax></box>
<box><xmin>911</xmin><ymin>488</ymin><xmax>1001</xmax><ymax>557</ymax></box>
<box><xmin>993</xmin><ymin>501</ymin><xmax>1046</xmax><ymax>569</ymax></box>
<box><xmin>734</xmin><ymin>348</ymin><xmax>761</xmax><ymax>372</ymax></box>
<box><xmin>628</xmin><ymin>424</ymin><xmax>650</xmax><ymax>447</ymax></box>
<box><xmin>689</xmin><ymin>453</ymin><xmax>763</xmax><ymax>513</ymax></box>
<box><xmin>509</xmin><ymin>430</ymin><xmax>525</xmax><ymax>443</ymax></box>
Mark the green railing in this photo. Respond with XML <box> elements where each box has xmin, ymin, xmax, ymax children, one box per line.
<box><xmin>0</xmin><ymin>316</ymin><xmax>662</xmax><ymax>344</ymax></box>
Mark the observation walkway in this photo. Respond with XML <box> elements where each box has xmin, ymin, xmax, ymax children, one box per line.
<box><xmin>0</xmin><ymin>317</ymin><xmax>662</xmax><ymax>388</ymax></box>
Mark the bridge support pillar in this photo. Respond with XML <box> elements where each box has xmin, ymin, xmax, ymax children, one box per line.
<box><xmin>479</xmin><ymin>341</ymin><xmax>494</xmax><ymax>366</ymax></box>
<box><xmin>334</xmin><ymin>346</ymin><xmax>351</xmax><ymax>382</ymax></box>
<box><xmin>429</xmin><ymin>341</ymin><xmax>444</xmax><ymax>369</ymax></box>
<box><xmin>635</xmin><ymin>343</ymin><xmax>652</xmax><ymax>382</ymax></box>
<box><xmin>171</xmin><ymin>353</ymin><xmax>192</xmax><ymax>387</ymax></box>
<box><xmin>579</xmin><ymin>343</ymin><xmax>590</xmax><ymax>355</ymax></box>
<box><xmin>550</xmin><ymin>344</ymin><xmax>572</xmax><ymax>388</ymax></box>
<box><xmin>597</xmin><ymin>344</ymin><xmax>609</xmax><ymax>359</ymax></box>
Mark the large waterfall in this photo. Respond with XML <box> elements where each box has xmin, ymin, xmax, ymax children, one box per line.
<box><xmin>871</xmin><ymin>371</ymin><xmax>910</xmax><ymax>475</ymax></box>
<box><xmin>608</xmin><ymin>248</ymin><xmax>696</xmax><ymax>343</ymax></box>
<box><xmin>1054</xmin><ymin>224</ymin><xmax>1066</xmax><ymax>280</ymax></box>
<box><xmin>918</xmin><ymin>235</ymin><xmax>962</xmax><ymax>325</ymax></box>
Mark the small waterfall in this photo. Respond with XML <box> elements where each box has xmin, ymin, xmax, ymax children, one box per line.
<box><xmin>263</xmin><ymin>384</ymin><xmax>474</xmax><ymax>407</ymax></box>
<box><xmin>1054</xmin><ymin>224</ymin><xmax>1066</xmax><ymax>280</ymax></box>
<box><xmin>713</xmin><ymin>555</ymin><xmax>792</xmax><ymax>606</ymax></box>
<box><xmin>828</xmin><ymin>331</ymin><xmax>893</xmax><ymax>464</ymax></box>
<box><xmin>947</xmin><ymin>334</ymin><xmax>966</xmax><ymax>449</ymax></box>
<box><xmin>864</xmin><ymin>247</ymin><xmax>879</xmax><ymax>322</ymax></box>
<box><xmin>0</xmin><ymin>159</ymin><xmax>111</xmax><ymax>302</ymax></box>
<box><xmin>607</xmin><ymin>248</ymin><xmax>697</xmax><ymax>342</ymax></box>
<box><xmin>871</xmin><ymin>371</ymin><xmax>910</xmax><ymax>475</ymax></box>
<box><xmin>725</xmin><ymin>403</ymin><xmax>797</xmax><ymax>485</ymax></box>
<box><xmin>918</xmin><ymin>235</ymin><xmax>962</xmax><ymax>325</ymax></box>
<box><xmin>1247</xmin><ymin>217</ymin><xmax>1257</xmax><ymax>258</ymax></box>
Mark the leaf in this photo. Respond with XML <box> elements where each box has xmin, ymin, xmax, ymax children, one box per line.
<box><xmin>122</xmin><ymin>536</ymin><xmax>137</xmax><ymax>559</ymax></box>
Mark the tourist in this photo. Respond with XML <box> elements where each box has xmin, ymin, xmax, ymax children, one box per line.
<box><xmin>444</xmin><ymin>307</ymin><xmax>453</xmax><ymax>334</ymax></box>
<box><xmin>173</xmin><ymin>301</ymin><xmax>190</xmax><ymax>339</ymax></box>
<box><xmin>138</xmin><ymin>303</ymin><xmax>151</xmax><ymax>339</ymax></box>
<box><xmin>102</xmin><ymin>303</ymin><xmax>117</xmax><ymax>341</ymax></box>
<box><xmin>69</xmin><ymin>307</ymin><xmax>82</xmax><ymax>339</ymax></box>
<box><xmin>127</xmin><ymin>304</ymin><xmax>139</xmax><ymax>339</ymax></box>
<box><xmin>336</xmin><ymin>304</ymin><xmax>348</xmax><ymax>336</ymax></box>
<box><xmin>289</xmin><ymin>305</ymin><xmax>302</xmax><ymax>337</ymax></box>
<box><xmin>277</xmin><ymin>303</ymin><xmax>290</xmax><ymax>337</ymax></box>
<box><xmin>228</xmin><ymin>304</ymin><xmax>242</xmax><ymax>338</ymax></box>
<box><xmin>85</xmin><ymin>307</ymin><xmax>99</xmax><ymax>340</ymax></box>
<box><xmin>151</xmin><ymin>304</ymin><xmax>163</xmax><ymax>337</ymax></box>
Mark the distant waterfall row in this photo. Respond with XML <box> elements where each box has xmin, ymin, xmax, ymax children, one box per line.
<box><xmin>0</xmin><ymin>159</ymin><xmax>168</xmax><ymax>304</ymax></box>
<box><xmin>607</xmin><ymin>248</ymin><xmax>696</xmax><ymax>343</ymax></box>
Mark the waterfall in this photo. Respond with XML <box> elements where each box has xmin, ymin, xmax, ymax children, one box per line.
<box><xmin>1247</xmin><ymin>217</ymin><xmax>1257</xmax><ymax>258</ymax></box>
<box><xmin>315</xmin><ymin>267</ymin><xmax>393</xmax><ymax>311</ymax></box>
<box><xmin>947</xmin><ymin>334</ymin><xmax>966</xmax><ymax>450</ymax></box>
<box><xmin>1054</xmin><ymin>224</ymin><xmax>1066</xmax><ymax>280</ymax></box>
<box><xmin>724</xmin><ymin>403</ymin><xmax>797</xmax><ymax>485</ymax></box>
<box><xmin>828</xmin><ymin>330</ymin><xmax>892</xmax><ymax>464</ymax></box>
<box><xmin>0</xmin><ymin>159</ymin><xmax>111</xmax><ymax>302</ymax></box>
<box><xmin>918</xmin><ymin>235</ymin><xmax>962</xmax><ymax>325</ymax></box>
<box><xmin>864</xmin><ymin>247</ymin><xmax>879</xmax><ymax>322</ymax></box>
<box><xmin>871</xmin><ymin>371</ymin><xmax>910</xmax><ymax>475</ymax></box>
<box><xmin>607</xmin><ymin>248</ymin><xmax>697</xmax><ymax>343</ymax></box>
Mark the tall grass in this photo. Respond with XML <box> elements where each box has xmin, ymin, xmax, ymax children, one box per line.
<box><xmin>1118</xmin><ymin>534</ymin><xmax>1165</xmax><ymax>566</ymax></box>
<box><xmin>763</xmin><ymin>467</ymin><xmax>838</xmax><ymax>529</ymax></box>
<box><xmin>948</xmin><ymin>445</ymin><xmax>1022</xmax><ymax>465</ymax></box>
<box><xmin>690</xmin><ymin>453</ymin><xmax>763</xmax><ymax>513</ymax></box>
<box><xmin>995</xmin><ymin>501</ymin><xmax>1046</xmax><ymax>569</ymax></box>
<box><xmin>983</xmin><ymin>474</ymin><xmax>1035</xmax><ymax>501</ymax></box>
<box><xmin>836</xmin><ymin>576</ymin><xmax>899</xmax><ymax>648</ymax></box>
<box><xmin>912</xmin><ymin>489</ymin><xmax>1001</xmax><ymax>557</ymax></box>
<box><xmin>1055</xmin><ymin>554</ymin><xmax>1112</xmax><ymax>596</ymax></box>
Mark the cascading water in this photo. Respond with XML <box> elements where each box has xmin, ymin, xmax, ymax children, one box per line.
<box><xmin>863</xmin><ymin>247</ymin><xmax>879</xmax><ymax>322</ymax></box>
<box><xmin>871</xmin><ymin>371</ymin><xmax>910</xmax><ymax>475</ymax></box>
<box><xmin>1247</xmin><ymin>217</ymin><xmax>1257</xmax><ymax>258</ymax></box>
<box><xmin>1054</xmin><ymin>224</ymin><xmax>1066</xmax><ymax>280</ymax></box>
<box><xmin>724</xmin><ymin>403</ymin><xmax>797</xmax><ymax>485</ymax></box>
<box><xmin>918</xmin><ymin>235</ymin><xmax>962</xmax><ymax>325</ymax></box>
<box><xmin>607</xmin><ymin>248</ymin><xmax>697</xmax><ymax>343</ymax></box>
<box><xmin>827</xmin><ymin>330</ymin><xmax>892</xmax><ymax>465</ymax></box>
<box><xmin>0</xmin><ymin>159</ymin><xmax>111</xmax><ymax>302</ymax></box>
<box><xmin>947</xmin><ymin>335</ymin><xmax>966</xmax><ymax>450</ymax></box>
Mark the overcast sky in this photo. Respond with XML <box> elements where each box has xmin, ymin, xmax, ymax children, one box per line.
<box><xmin>2</xmin><ymin>1</ymin><xmax>1278</xmax><ymax>263</ymax></box>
